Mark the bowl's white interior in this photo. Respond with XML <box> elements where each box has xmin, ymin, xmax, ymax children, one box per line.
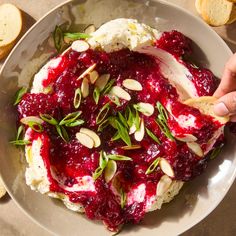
<box><xmin>0</xmin><ymin>0</ymin><xmax>234</xmax><ymax>235</ymax></box>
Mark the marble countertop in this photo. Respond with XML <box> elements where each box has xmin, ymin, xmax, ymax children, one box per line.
<box><xmin>0</xmin><ymin>0</ymin><xmax>235</xmax><ymax>235</ymax></box>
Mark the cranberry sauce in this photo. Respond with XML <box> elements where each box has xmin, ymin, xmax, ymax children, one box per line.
<box><xmin>18</xmin><ymin>31</ymin><xmax>221</xmax><ymax>231</ymax></box>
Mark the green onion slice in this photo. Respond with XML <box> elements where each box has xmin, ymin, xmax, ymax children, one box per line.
<box><xmin>93</xmin><ymin>87</ymin><xmax>100</xmax><ymax>105</ymax></box>
<box><xmin>145</xmin><ymin>157</ymin><xmax>161</xmax><ymax>175</ymax></box>
<box><xmin>14</xmin><ymin>87</ymin><xmax>27</xmax><ymax>105</ymax></box>
<box><xmin>59</xmin><ymin>111</ymin><xmax>82</xmax><ymax>126</ymax></box>
<box><xmin>53</xmin><ymin>25</ymin><xmax>63</xmax><ymax>52</ymax></box>
<box><xmin>107</xmin><ymin>154</ymin><xmax>132</xmax><ymax>161</ymax></box>
<box><xmin>10</xmin><ymin>140</ymin><xmax>31</xmax><ymax>146</ymax></box>
<box><xmin>63</xmin><ymin>32</ymin><xmax>90</xmax><ymax>40</ymax></box>
<box><xmin>120</xmin><ymin>188</ymin><xmax>127</xmax><ymax>209</ymax></box>
<box><xmin>40</xmin><ymin>114</ymin><xmax>58</xmax><ymax>125</ymax></box>
<box><xmin>115</xmin><ymin>119</ymin><xmax>131</xmax><ymax>146</ymax></box>
<box><xmin>65</xmin><ymin>119</ymin><xmax>84</xmax><ymax>127</ymax></box>
<box><xmin>145</xmin><ymin>128</ymin><xmax>161</xmax><ymax>144</ymax></box>
<box><xmin>96</xmin><ymin>103</ymin><xmax>110</xmax><ymax>124</ymax></box>
<box><xmin>73</xmin><ymin>88</ymin><xmax>82</xmax><ymax>109</ymax></box>
<box><xmin>56</xmin><ymin>125</ymin><xmax>69</xmax><ymax>142</ymax></box>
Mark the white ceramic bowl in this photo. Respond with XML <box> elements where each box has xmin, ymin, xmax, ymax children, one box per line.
<box><xmin>0</xmin><ymin>0</ymin><xmax>235</xmax><ymax>235</ymax></box>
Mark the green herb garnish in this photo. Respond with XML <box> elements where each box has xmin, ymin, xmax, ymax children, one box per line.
<box><xmin>145</xmin><ymin>127</ymin><xmax>161</xmax><ymax>144</ymax></box>
<box><xmin>10</xmin><ymin>140</ymin><xmax>31</xmax><ymax>146</ymax></box>
<box><xmin>64</xmin><ymin>119</ymin><xmax>84</xmax><ymax>127</ymax></box>
<box><xmin>107</xmin><ymin>154</ymin><xmax>132</xmax><ymax>161</ymax></box>
<box><xmin>53</xmin><ymin>25</ymin><xmax>64</xmax><ymax>52</ymax></box>
<box><xmin>40</xmin><ymin>114</ymin><xmax>58</xmax><ymax>125</ymax></box>
<box><xmin>59</xmin><ymin>111</ymin><xmax>82</xmax><ymax>126</ymax></box>
<box><xmin>96</xmin><ymin>103</ymin><xmax>110</xmax><ymax>124</ymax></box>
<box><xmin>93</xmin><ymin>87</ymin><xmax>100</xmax><ymax>104</ymax></box>
<box><xmin>14</xmin><ymin>87</ymin><xmax>27</xmax><ymax>105</ymax></box>
<box><xmin>145</xmin><ymin>157</ymin><xmax>161</xmax><ymax>175</ymax></box>
<box><xmin>63</xmin><ymin>32</ymin><xmax>90</xmax><ymax>40</ymax></box>
<box><xmin>115</xmin><ymin>119</ymin><xmax>131</xmax><ymax>146</ymax></box>
<box><xmin>102</xmin><ymin>79</ymin><xmax>115</xmax><ymax>95</ymax></box>
<box><xmin>73</xmin><ymin>88</ymin><xmax>82</xmax><ymax>109</ymax></box>
<box><xmin>210</xmin><ymin>145</ymin><xmax>223</xmax><ymax>160</ymax></box>
<box><xmin>16</xmin><ymin>125</ymin><xmax>24</xmax><ymax>140</ymax></box>
<box><xmin>93</xmin><ymin>151</ymin><xmax>109</xmax><ymax>180</ymax></box>
<box><xmin>155</xmin><ymin>102</ymin><xmax>174</xmax><ymax>140</ymax></box>
<box><xmin>56</xmin><ymin>125</ymin><xmax>69</xmax><ymax>142</ymax></box>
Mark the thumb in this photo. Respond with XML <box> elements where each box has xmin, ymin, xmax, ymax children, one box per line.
<box><xmin>214</xmin><ymin>91</ymin><xmax>236</xmax><ymax>116</ymax></box>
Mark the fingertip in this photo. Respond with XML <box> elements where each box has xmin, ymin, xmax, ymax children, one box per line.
<box><xmin>214</xmin><ymin>102</ymin><xmax>229</xmax><ymax>116</ymax></box>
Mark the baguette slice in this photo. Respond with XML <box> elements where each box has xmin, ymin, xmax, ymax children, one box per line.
<box><xmin>195</xmin><ymin>0</ymin><xmax>203</xmax><ymax>15</ymax></box>
<box><xmin>227</xmin><ymin>4</ymin><xmax>236</xmax><ymax>24</ymax></box>
<box><xmin>201</xmin><ymin>0</ymin><xmax>233</xmax><ymax>26</ymax></box>
<box><xmin>184</xmin><ymin>96</ymin><xmax>229</xmax><ymax>124</ymax></box>
<box><xmin>0</xmin><ymin>177</ymin><xmax>6</xmax><ymax>198</ymax></box>
<box><xmin>0</xmin><ymin>3</ymin><xmax>22</xmax><ymax>47</ymax></box>
<box><xmin>0</xmin><ymin>41</ymin><xmax>15</xmax><ymax>60</ymax></box>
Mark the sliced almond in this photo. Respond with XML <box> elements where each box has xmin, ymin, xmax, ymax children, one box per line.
<box><xmin>134</xmin><ymin>102</ymin><xmax>154</xmax><ymax>116</ymax></box>
<box><xmin>175</xmin><ymin>134</ymin><xmax>198</xmax><ymax>142</ymax></box>
<box><xmin>84</xmin><ymin>24</ymin><xmax>96</xmax><ymax>34</ymax></box>
<box><xmin>109</xmin><ymin>86</ymin><xmax>131</xmax><ymax>101</ymax></box>
<box><xmin>71</xmin><ymin>40</ymin><xmax>90</xmax><ymax>52</ymax></box>
<box><xmin>95</xmin><ymin>74</ymin><xmax>110</xmax><ymax>91</ymax></box>
<box><xmin>159</xmin><ymin>158</ymin><xmax>175</xmax><ymax>178</ymax></box>
<box><xmin>121</xmin><ymin>145</ymin><xmax>142</xmax><ymax>150</ymax></box>
<box><xmin>20</xmin><ymin>116</ymin><xmax>44</xmax><ymax>125</ymax></box>
<box><xmin>81</xmin><ymin>77</ymin><xmax>89</xmax><ymax>98</ymax></box>
<box><xmin>187</xmin><ymin>142</ymin><xmax>204</xmax><ymax>157</ymax></box>
<box><xmin>78</xmin><ymin>63</ymin><xmax>97</xmax><ymax>80</ymax></box>
<box><xmin>76</xmin><ymin>132</ymin><xmax>94</xmax><ymax>149</ymax></box>
<box><xmin>156</xmin><ymin>175</ymin><xmax>172</xmax><ymax>196</ymax></box>
<box><xmin>104</xmin><ymin>160</ymin><xmax>117</xmax><ymax>183</ymax></box>
<box><xmin>80</xmin><ymin>128</ymin><xmax>101</xmax><ymax>147</ymax></box>
<box><xmin>134</xmin><ymin>118</ymin><xmax>145</xmax><ymax>141</ymax></box>
<box><xmin>122</xmin><ymin>79</ymin><xmax>142</xmax><ymax>91</ymax></box>
<box><xmin>88</xmin><ymin>70</ymin><xmax>99</xmax><ymax>84</ymax></box>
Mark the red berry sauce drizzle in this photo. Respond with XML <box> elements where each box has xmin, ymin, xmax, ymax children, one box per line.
<box><xmin>18</xmin><ymin>31</ymin><xmax>223</xmax><ymax>231</ymax></box>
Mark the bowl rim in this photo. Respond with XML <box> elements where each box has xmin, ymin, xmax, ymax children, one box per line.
<box><xmin>0</xmin><ymin>0</ymin><xmax>234</xmax><ymax>235</ymax></box>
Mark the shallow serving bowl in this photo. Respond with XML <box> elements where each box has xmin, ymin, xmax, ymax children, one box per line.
<box><xmin>0</xmin><ymin>0</ymin><xmax>235</xmax><ymax>235</ymax></box>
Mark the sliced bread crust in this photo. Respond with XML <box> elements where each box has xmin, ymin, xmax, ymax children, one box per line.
<box><xmin>201</xmin><ymin>0</ymin><xmax>233</xmax><ymax>26</ymax></box>
<box><xmin>184</xmin><ymin>96</ymin><xmax>229</xmax><ymax>124</ymax></box>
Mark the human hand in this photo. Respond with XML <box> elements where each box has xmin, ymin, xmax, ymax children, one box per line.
<box><xmin>214</xmin><ymin>53</ymin><xmax>236</xmax><ymax>122</ymax></box>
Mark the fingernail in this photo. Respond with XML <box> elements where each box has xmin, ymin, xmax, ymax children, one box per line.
<box><xmin>214</xmin><ymin>102</ymin><xmax>229</xmax><ymax>116</ymax></box>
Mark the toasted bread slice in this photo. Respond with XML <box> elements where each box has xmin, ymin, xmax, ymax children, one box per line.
<box><xmin>0</xmin><ymin>3</ymin><xmax>22</xmax><ymax>47</ymax></box>
<box><xmin>0</xmin><ymin>41</ymin><xmax>15</xmax><ymax>60</ymax></box>
<box><xmin>201</xmin><ymin>0</ymin><xmax>233</xmax><ymax>26</ymax></box>
<box><xmin>0</xmin><ymin>177</ymin><xmax>6</xmax><ymax>198</ymax></box>
<box><xmin>184</xmin><ymin>96</ymin><xmax>229</xmax><ymax>124</ymax></box>
<box><xmin>227</xmin><ymin>4</ymin><xmax>236</xmax><ymax>24</ymax></box>
<box><xmin>195</xmin><ymin>0</ymin><xmax>203</xmax><ymax>15</ymax></box>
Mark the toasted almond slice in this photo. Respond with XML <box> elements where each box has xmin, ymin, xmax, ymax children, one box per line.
<box><xmin>175</xmin><ymin>134</ymin><xmax>198</xmax><ymax>142</ymax></box>
<box><xmin>122</xmin><ymin>79</ymin><xmax>142</xmax><ymax>91</ymax></box>
<box><xmin>104</xmin><ymin>160</ymin><xmax>117</xmax><ymax>183</ymax></box>
<box><xmin>95</xmin><ymin>74</ymin><xmax>110</xmax><ymax>91</ymax></box>
<box><xmin>159</xmin><ymin>158</ymin><xmax>175</xmax><ymax>178</ymax></box>
<box><xmin>84</xmin><ymin>24</ymin><xmax>96</xmax><ymax>34</ymax></box>
<box><xmin>134</xmin><ymin>118</ymin><xmax>145</xmax><ymax>141</ymax></box>
<box><xmin>71</xmin><ymin>40</ymin><xmax>90</xmax><ymax>52</ymax></box>
<box><xmin>121</xmin><ymin>145</ymin><xmax>142</xmax><ymax>150</ymax></box>
<box><xmin>78</xmin><ymin>63</ymin><xmax>97</xmax><ymax>80</ymax></box>
<box><xmin>20</xmin><ymin>116</ymin><xmax>44</xmax><ymax>125</ymax></box>
<box><xmin>129</xmin><ymin>124</ymin><xmax>137</xmax><ymax>134</ymax></box>
<box><xmin>156</xmin><ymin>175</ymin><xmax>172</xmax><ymax>196</ymax></box>
<box><xmin>76</xmin><ymin>132</ymin><xmax>94</xmax><ymax>149</ymax></box>
<box><xmin>80</xmin><ymin>128</ymin><xmax>101</xmax><ymax>147</ymax></box>
<box><xmin>184</xmin><ymin>96</ymin><xmax>229</xmax><ymax>124</ymax></box>
<box><xmin>110</xmin><ymin>86</ymin><xmax>131</xmax><ymax>101</ymax></box>
<box><xmin>81</xmin><ymin>77</ymin><xmax>89</xmax><ymax>98</ymax></box>
<box><xmin>89</xmin><ymin>70</ymin><xmax>99</xmax><ymax>84</ymax></box>
<box><xmin>134</xmin><ymin>102</ymin><xmax>154</xmax><ymax>116</ymax></box>
<box><xmin>187</xmin><ymin>142</ymin><xmax>204</xmax><ymax>157</ymax></box>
